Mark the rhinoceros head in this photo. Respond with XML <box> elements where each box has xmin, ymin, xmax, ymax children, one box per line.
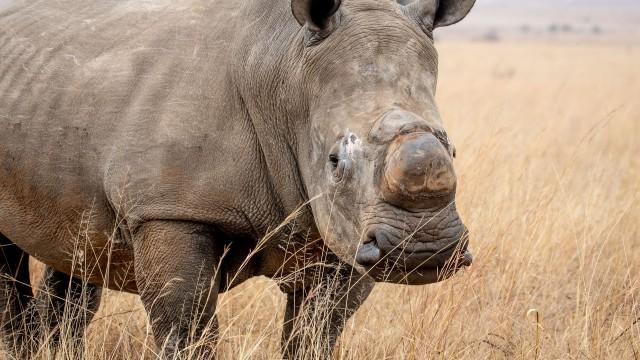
<box><xmin>291</xmin><ymin>0</ymin><xmax>475</xmax><ymax>284</ymax></box>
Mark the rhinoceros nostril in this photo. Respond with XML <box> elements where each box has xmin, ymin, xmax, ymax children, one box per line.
<box><xmin>355</xmin><ymin>241</ymin><xmax>381</xmax><ymax>267</ymax></box>
<box><xmin>356</xmin><ymin>229</ymin><xmax>381</xmax><ymax>265</ymax></box>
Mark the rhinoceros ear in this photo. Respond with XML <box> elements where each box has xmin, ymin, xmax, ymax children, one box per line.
<box><xmin>402</xmin><ymin>0</ymin><xmax>476</xmax><ymax>29</ymax></box>
<box><xmin>291</xmin><ymin>0</ymin><xmax>341</xmax><ymax>32</ymax></box>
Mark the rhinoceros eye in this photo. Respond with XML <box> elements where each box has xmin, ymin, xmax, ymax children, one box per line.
<box><xmin>329</xmin><ymin>153</ymin><xmax>340</xmax><ymax>170</ymax></box>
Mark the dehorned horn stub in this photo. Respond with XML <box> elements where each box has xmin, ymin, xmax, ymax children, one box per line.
<box><xmin>383</xmin><ymin>132</ymin><xmax>456</xmax><ymax>203</ymax></box>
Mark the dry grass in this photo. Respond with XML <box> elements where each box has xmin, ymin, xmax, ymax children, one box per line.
<box><xmin>6</xmin><ymin>41</ymin><xmax>640</xmax><ymax>359</ymax></box>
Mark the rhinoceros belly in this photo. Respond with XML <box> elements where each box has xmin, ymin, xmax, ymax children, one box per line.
<box><xmin>0</xmin><ymin>142</ymin><xmax>138</xmax><ymax>291</ymax></box>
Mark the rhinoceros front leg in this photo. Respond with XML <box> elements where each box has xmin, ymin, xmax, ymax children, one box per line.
<box><xmin>280</xmin><ymin>262</ymin><xmax>374</xmax><ymax>359</ymax></box>
<box><xmin>133</xmin><ymin>221</ymin><xmax>222</xmax><ymax>359</ymax></box>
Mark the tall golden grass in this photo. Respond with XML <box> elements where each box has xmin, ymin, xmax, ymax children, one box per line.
<box><xmin>6</xmin><ymin>41</ymin><xmax>640</xmax><ymax>359</ymax></box>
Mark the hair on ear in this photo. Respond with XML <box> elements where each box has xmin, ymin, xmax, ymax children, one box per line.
<box><xmin>292</xmin><ymin>0</ymin><xmax>341</xmax><ymax>31</ymax></box>
<box><xmin>401</xmin><ymin>0</ymin><xmax>476</xmax><ymax>29</ymax></box>
<box><xmin>433</xmin><ymin>0</ymin><xmax>476</xmax><ymax>28</ymax></box>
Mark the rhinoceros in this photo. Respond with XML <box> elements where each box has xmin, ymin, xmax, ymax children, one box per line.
<box><xmin>0</xmin><ymin>0</ymin><xmax>475</xmax><ymax>357</ymax></box>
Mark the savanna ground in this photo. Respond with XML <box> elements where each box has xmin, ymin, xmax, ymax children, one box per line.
<box><xmin>6</xmin><ymin>41</ymin><xmax>640</xmax><ymax>359</ymax></box>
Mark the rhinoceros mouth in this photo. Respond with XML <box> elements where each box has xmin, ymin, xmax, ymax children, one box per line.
<box><xmin>355</xmin><ymin>229</ymin><xmax>472</xmax><ymax>285</ymax></box>
<box><xmin>360</xmin><ymin>248</ymin><xmax>472</xmax><ymax>285</ymax></box>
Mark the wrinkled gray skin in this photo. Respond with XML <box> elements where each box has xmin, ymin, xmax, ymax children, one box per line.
<box><xmin>0</xmin><ymin>0</ymin><xmax>475</xmax><ymax>357</ymax></box>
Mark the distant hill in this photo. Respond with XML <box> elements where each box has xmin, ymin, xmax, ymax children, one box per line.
<box><xmin>480</xmin><ymin>0</ymin><xmax>639</xmax><ymax>7</ymax></box>
<box><xmin>438</xmin><ymin>0</ymin><xmax>640</xmax><ymax>43</ymax></box>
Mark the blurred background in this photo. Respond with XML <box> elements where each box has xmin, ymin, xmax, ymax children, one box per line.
<box><xmin>438</xmin><ymin>0</ymin><xmax>640</xmax><ymax>43</ymax></box>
